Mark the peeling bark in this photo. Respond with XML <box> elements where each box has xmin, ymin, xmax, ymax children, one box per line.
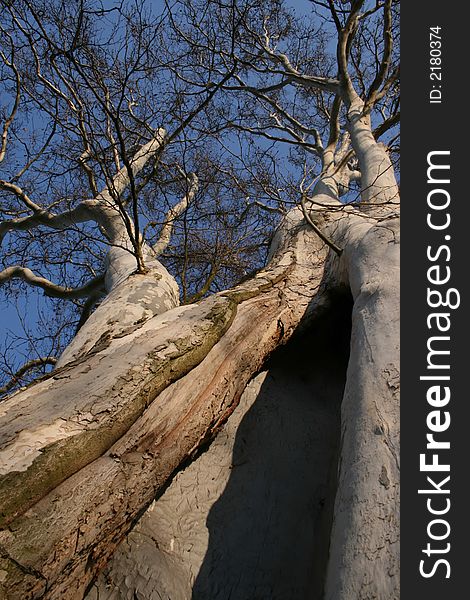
<box><xmin>0</xmin><ymin>3</ymin><xmax>400</xmax><ymax>598</ymax></box>
<box><xmin>91</xmin><ymin>207</ymin><xmax>400</xmax><ymax>600</ymax></box>
<box><xmin>56</xmin><ymin>251</ymin><xmax>180</xmax><ymax>368</ymax></box>
<box><xmin>0</xmin><ymin>292</ymin><xmax>237</xmax><ymax>529</ymax></box>
<box><xmin>0</xmin><ymin>207</ymin><xmax>331</xmax><ymax>598</ymax></box>
<box><xmin>0</xmin><ymin>192</ymin><xmax>399</xmax><ymax>600</ymax></box>
<box><xmin>87</xmin><ymin>307</ymin><xmax>351</xmax><ymax>600</ymax></box>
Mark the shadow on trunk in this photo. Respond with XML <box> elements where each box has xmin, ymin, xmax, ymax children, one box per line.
<box><xmin>191</xmin><ymin>292</ymin><xmax>352</xmax><ymax>600</ymax></box>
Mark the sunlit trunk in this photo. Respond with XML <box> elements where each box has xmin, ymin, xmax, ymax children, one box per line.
<box><xmin>0</xmin><ymin>174</ymin><xmax>399</xmax><ymax>599</ymax></box>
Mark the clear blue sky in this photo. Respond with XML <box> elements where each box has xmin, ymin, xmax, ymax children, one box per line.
<box><xmin>0</xmin><ymin>0</ymin><xmax>335</xmax><ymax>379</ymax></box>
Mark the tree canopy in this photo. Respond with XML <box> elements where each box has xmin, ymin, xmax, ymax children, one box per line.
<box><xmin>0</xmin><ymin>2</ymin><xmax>400</xmax><ymax>598</ymax></box>
<box><xmin>0</xmin><ymin>0</ymin><xmax>399</xmax><ymax>396</ymax></box>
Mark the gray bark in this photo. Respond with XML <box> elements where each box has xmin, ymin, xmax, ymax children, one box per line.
<box><xmin>324</xmin><ymin>214</ymin><xmax>400</xmax><ymax>600</ymax></box>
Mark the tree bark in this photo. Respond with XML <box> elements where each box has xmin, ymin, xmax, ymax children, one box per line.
<box><xmin>0</xmin><ymin>196</ymin><xmax>399</xmax><ymax>599</ymax></box>
<box><xmin>87</xmin><ymin>312</ymin><xmax>351</xmax><ymax>600</ymax></box>
<box><xmin>324</xmin><ymin>214</ymin><xmax>400</xmax><ymax>600</ymax></box>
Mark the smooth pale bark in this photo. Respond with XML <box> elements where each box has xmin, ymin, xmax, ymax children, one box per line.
<box><xmin>347</xmin><ymin>96</ymin><xmax>399</xmax><ymax>210</ymax></box>
<box><xmin>324</xmin><ymin>214</ymin><xmax>400</xmax><ymax>600</ymax></box>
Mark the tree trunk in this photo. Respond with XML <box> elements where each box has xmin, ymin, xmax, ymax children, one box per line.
<box><xmin>86</xmin><ymin>291</ymin><xmax>353</xmax><ymax>600</ymax></box>
<box><xmin>0</xmin><ymin>200</ymin><xmax>399</xmax><ymax>600</ymax></box>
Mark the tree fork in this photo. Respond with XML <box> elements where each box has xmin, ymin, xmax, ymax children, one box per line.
<box><xmin>0</xmin><ymin>203</ymin><xmax>399</xmax><ymax>600</ymax></box>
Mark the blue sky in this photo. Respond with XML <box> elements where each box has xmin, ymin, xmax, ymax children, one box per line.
<box><xmin>1</xmin><ymin>0</ymin><xmax>394</xmax><ymax>381</ymax></box>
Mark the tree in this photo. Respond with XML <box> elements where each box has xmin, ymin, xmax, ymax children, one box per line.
<box><xmin>0</xmin><ymin>1</ymin><xmax>399</xmax><ymax>599</ymax></box>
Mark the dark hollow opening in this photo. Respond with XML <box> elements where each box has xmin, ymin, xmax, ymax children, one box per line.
<box><xmin>192</xmin><ymin>291</ymin><xmax>353</xmax><ymax>600</ymax></box>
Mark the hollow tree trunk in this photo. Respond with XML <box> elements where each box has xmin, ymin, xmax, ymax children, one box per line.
<box><xmin>0</xmin><ymin>196</ymin><xmax>399</xmax><ymax>599</ymax></box>
<box><xmin>86</xmin><ymin>293</ymin><xmax>353</xmax><ymax>600</ymax></box>
<box><xmin>85</xmin><ymin>209</ymin><xmax>399</xmax><ymax>600</ymax></box>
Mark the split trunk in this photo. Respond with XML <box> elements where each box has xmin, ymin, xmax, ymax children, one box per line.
<box><xmin>0</xmin><ymin>198</ymin><xmax>399</xmax><ymax>600</ymax></box>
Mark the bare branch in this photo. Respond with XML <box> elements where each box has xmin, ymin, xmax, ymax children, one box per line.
<box><xmin>373</xmin><ymin>110</ymin><xmax>400</xmax><ymax>140</ymax></box>
<box><xmin>153</xmin><ymin>172</ymin><xmax>199</xmax><ymax>257</ymax></box>
<box><xmin>103</xmin><ymin>129</ymin><xmax>167</xmax><ymax>204</ymax></box>
<box><xmin>331</xmin><ymin>0</ymin><xmax>366</xmax><ymax>103</ymax></box>
<box><xmin>364</xmin><ymin>0</ymin><xmax>394</xmax><ymax>112</ymax></box>
<box><xmin>0</xmin><ymin>130</ymin><xmax>167</xmax><ymax>248</ymax></box>
<box><xmin>78</xmin><ymin>150</ymin><xmax>99</xmax><ymax>197</ymax></box>
<box><xmin>0</xmin><ymin>202</ymin><xmax>97</xmax><ymax>245</ymax></box>
<box><xmin>0</xmin><ymin>357</ymin><xmax>57</xmax><ymax>397</ymax></box>
<box><xmin>0</xmin><ymin>266</ymin><xmax>105</xmax><ymax>299</ymax></box>
<box><xmin>12</xmin><ymin>120</ymin><xmax>57</xmax><ymax>182</ymax></box>
<box><xmin>259</xmin><ymin>42</ymin><xmax>340</xmax><ymax>94</ymax></box>
<box><xmin>0</xmin><ymin>30</ymin><xmax>21</xmax><ymax>164</ymax></box>
<box><xmin>185</xmin><ymin>261</ymin><xmax>218</xmax><ymax>303</ymax></box>
<box><xmin>0</xmin><ymin>180</ymin><xmax>43</xmax><ymax>213</ymax></box>
<box><xmin>225</xmin><ymin>75</ymin><xmax>324</xmax><ymax>151</ymax></box>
